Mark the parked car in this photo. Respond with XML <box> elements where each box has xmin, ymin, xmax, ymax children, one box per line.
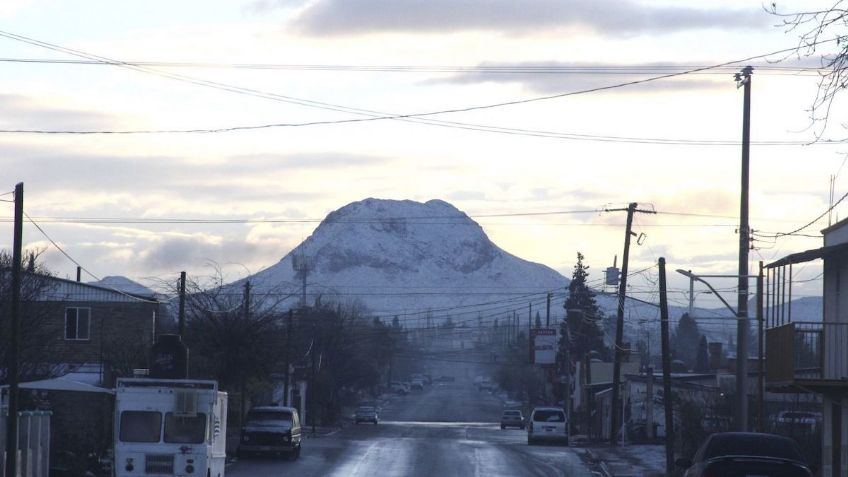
<box><xmin>776</xmin><ymin>411</ymin><xmax>822</xmax><ymax>426</ymax></box>
<box><xmin>500</xmin><ymin>410</ymin><xmax>525</xmax><ymax>430</ymax></box>
<box><xmin>355</xmin><ymin>406</ymin><xmax>379</xmax><ymax>424</ymax></box>
<box><xmin>411</xmin><ymin>380</ymin><xmax>424</xmax><ymax>391</ymax></box>
<box><xmin>677</xmin><ymin>432</ymin><xmax>813</xmax><ymax>477</ymax></box>
<box><xmin>526</xmin><ymin>407</ymin><xmax>567</xmax><ymax>445</ymax></box>
<box><xmin>390</xmin><ymin>381</ymin><xmax>409</xmax><ymax>395</ymax></box>
<box><xmin>239</xmin><ymin>406</ymin><xmax>302</xmax><ymax>460</ymax></box>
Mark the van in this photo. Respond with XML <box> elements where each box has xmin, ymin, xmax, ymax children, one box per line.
<box><xmin>238</xmin><ymin>406</ymin><xmax>302</xmax><ymax>460</ymax></box>
<box><xmin>527</xmin><ymin>406</ymin><xmax>568</xmax><ymax>445</ymax></box>
<box><xmin>114</xmin><ymin>378</ymin><xmax>227</xmax><ymax>477</ymax></box>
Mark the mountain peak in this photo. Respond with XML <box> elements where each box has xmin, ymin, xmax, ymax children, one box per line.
<box><xmin>243</xmin><ymin>198</ymin><xmax>568</xmax><ymax>317</ymax></box>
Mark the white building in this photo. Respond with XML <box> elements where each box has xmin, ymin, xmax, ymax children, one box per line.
<box><xmin>766</xmin><ymin>217</ymin><xmax>848</xmax><ymax>477</ymax></box>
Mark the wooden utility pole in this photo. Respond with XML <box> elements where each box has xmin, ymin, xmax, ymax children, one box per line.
<box><xmin>658</xmin><ymin>257</ymin><xmax>674</xmax><ymax>475</ymax></box>
<box><xmin>757</xmin><ymin>262</ymin><xmax>765</xmax><ymax>432</ymax></box>
<box><xmin>178</xmin><ymin>271</ymin><xmax>186</xmax><ymax>336</ymax></box>
<box><xmin>735</xmin><ymin>65</ymin><xmax>753</xmax><ymax>432</ymax></box>
<box><xmin>5</xmin><ymin>183</ymin><xmax>23</xmax><ymax>477</ymax></box>
<box><xmin>284</xmin><ymin>309</ymin><xmax>293</xmax><ymax>406</ymax></box>
<box><xmin>311</xmin><ymin>320</ymin><xmax>318</xmax><ymax>434</ymax></box>
<box><xmin>546</xmin><ymin>293</ymin><xmax>551</xmax><ymax>327</ymax></box>
<box><xmin>609</xmin><ymin>202</ymin><xmax>655</xmax><ymax>445</ymax></box>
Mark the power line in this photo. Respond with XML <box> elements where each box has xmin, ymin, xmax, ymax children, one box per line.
<box><xmin>0</xmin><ymin>29</ymin><xmax>839</xmax><ymax>140</ymax></box>
<box><xmin>755</xmin><ymin>189</ymin><xmax>848</xmax><ymax>238</ymax></box>
<box><xmin>23</xmin><ymin>212</ymin><xmax>158</xmax><ymax>303</ymax></box>
<box><xmin>0</xmin><ymin>57</ymin><xmax>828</xmax><ymax>74</ymax></box>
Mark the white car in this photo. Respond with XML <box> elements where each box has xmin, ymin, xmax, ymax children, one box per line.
<box><xmin>527</xmin><ymin>407</ymin><xmax>568</xmax><ymax>445</ymax></box>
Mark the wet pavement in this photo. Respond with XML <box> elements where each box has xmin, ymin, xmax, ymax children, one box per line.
<box><xmin>228</xmin><ymin>378</ymin><xmax>591</xmax><ymax>476</ymax></box>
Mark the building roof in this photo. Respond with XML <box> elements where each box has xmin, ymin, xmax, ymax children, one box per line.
<box><xmin>766</xmin><ymin>242</ymin><xmax>848</xmax><ymax>269</ymax></box>
<box><xmin>1</xmin><ymin>270</ymin><xmax>160</xmax><ymax>303</ymax></box>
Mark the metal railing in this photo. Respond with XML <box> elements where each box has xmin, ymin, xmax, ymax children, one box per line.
<box><xmin>766</xmin><ymin>321</ymin><xmax>848</xmax><ymax>383</ymax></box>
<box><xmin>0</xmin><ymin>411</ymin><xmax>51</xmax><ymax>477</ymax></box>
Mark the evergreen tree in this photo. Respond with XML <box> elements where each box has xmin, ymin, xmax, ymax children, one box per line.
<box><xmin>673</xmin><ymin>313</ymin><xmax>702</xmax><ymax>371</ymax></box>
<box><xmin>559</xmin><ymin>252</ymin><xmax>607</xmax><ymax>363</ymax></box>
<box><xmin>695</xmin><ymin>335</ymin><xmax>710</xmax><ymax>373</ymax></box>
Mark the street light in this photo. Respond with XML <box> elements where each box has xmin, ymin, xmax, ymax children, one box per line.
<box><xmin>675</xmin><ymin>269</ymin><xmax>758</xmax><ymax>432</ymax></box>
<box><xmin>675</xmin><ymin>269</ymin><xmax>739</xmax><ymax>318</ymax></box>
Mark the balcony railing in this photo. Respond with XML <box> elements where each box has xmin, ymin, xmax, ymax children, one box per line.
<box><xmin>766</xmin><ymin>321</ymin><xmax>848</xmax><ymax>386</ymax></box>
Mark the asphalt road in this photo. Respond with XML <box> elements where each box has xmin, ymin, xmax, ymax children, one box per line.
<box><xmin>228</xmin><ymin>375</ymin><xmax>592</xmax><ymax>477</ymax></box>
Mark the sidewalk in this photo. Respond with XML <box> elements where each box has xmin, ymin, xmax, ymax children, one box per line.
<box><xmin>583</xmin><ymin>444</ymin><xmax>667</xmax><ymax>477</ymax></box>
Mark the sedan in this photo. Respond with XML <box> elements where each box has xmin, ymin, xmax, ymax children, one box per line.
<box><xmin>500</xmin><ymin>410</ymin><xmax>525</xmax><ymax>430</ymax></box>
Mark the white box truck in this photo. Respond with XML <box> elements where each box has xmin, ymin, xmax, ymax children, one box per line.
<box><xmin>114</xmin><ymin>378</ymin><xmax>227</xmax><ymax>477</ymax></box>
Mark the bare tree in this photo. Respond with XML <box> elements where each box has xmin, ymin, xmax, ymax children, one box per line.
<box><xmin>0</xmin><ymin>249</ymin><xmax>62</xmax><ymax>382</ymax></box>
<box><xmin>768</xmin><ymin>2</ymin><xmax>848</xmax><ymax>135</ymax></box>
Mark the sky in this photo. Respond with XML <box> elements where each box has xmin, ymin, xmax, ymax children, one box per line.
<box><xmin>0</xmin><ymin>0</ymin><xmax>845</xmax><ymax>310</ymax></box>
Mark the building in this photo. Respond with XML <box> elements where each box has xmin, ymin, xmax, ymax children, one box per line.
<box><xmin>765</xmin><ymin>218</ymin><xmax>848</xmax><ymax>477</ymax></box>
<box><xmin>2</xmin><ymin>271</ymin><xmax>162</xmax><ymax>386</ymax></box>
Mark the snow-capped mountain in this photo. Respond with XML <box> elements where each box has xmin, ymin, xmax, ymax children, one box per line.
<box><xmin>229</xmin><ymin>197</ymin><xmax>824</xmax><ymax>348</ymax></box>
<box><xmin>235</xmin><ymin>198</ymin><xmax>569</xmax><ymax>323</ymax></box>
<box><xmin>88</xmin><ymin>275</ymin><xmax>156</xmax><ymax>297</ymax></box>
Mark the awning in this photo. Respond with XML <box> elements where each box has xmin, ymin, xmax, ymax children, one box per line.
<box><xmin>1</xmin><ymin>377</ymin><xmax>114</xmax><ymax>394</ymax></box>
<box><xmin>766</xmin><ymin>242</ymin><xmax>848</xmax><ymax>269</ymax></box>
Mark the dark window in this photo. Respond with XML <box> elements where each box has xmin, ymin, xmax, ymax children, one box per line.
<box><xmin>164</xmin><ymin>413</ymin><xmax>207</xmax><ymax>444</ymax></box>
<box><xmin>245</xmin><ymin>410</ymin><xmax>293</xmax><ymax>429</ymax></box>
<box><xmin>119</xmin><ymin>411</ymin><xmax>161</xmax><ymax>443</ymax></box>
<box><xmin>64</xmin><ymin>307</ymin><xmax>90</xmax><ymax>340</ymax></box>
<box><xmin>533</xmin><ymin>410</ymin><xmax>565</xmax><ymax>422</ymax></box>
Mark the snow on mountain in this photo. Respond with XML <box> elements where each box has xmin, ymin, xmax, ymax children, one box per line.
<box><xmin>235</xmin><ymin>198</ymin><xmax>569</xmax><ymax>323</ymax></box>
<box><xmin>231</xmin><ymin>197</ymin><xmax>824</xmax><ymax>349</ymax></box>
<box><xmin>88</xmin><ymin>275</ymin><xmax>156</xmax><ymax>297</ymax></box>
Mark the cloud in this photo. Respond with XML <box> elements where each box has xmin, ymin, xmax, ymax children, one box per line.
<box><xmin>429</xmin><ymin>61</ymin><xmax>724</xmax><ymax>94</ymax></box>
<box><xmin>138</xmin><ymin>234</ymin><xmax>280</xmax><ymax>272</ymax></box>
<box><xmin>287</xmin><ymin>0</ymin><xmax>768</xmax><ymax>37</ymax></box>
<box><xmin>0</xmin><ymin>146</ymin><xmax>388</xmax><ymax>199</ymax></box>
<box><xmin>0</xmin><ymin>94</ymin><xmax>117</xmax><ymax>131</ymax></box>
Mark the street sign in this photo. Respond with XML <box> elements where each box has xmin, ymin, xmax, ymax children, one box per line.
<box><xmin>531</xmin><ymin>328</ymin><xmax>557</xmax><ymax>365</ymax></box>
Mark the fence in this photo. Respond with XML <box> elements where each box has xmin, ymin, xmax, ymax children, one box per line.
<box><xmin>0</xmin><ymin>411</ymin><xmax>51</xmax><ymax>477</ymax></box>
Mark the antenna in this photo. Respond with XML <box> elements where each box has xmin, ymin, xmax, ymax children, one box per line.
<box><xmin>292</xmin><ymin>247</ymin><xmax>311</xmax><ymax>308</ymax></box>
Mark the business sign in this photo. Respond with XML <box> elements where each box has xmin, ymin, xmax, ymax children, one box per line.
<box><xmin>531</xmin><ymin>328</ymin><xmax>557</xmax><ymax>365</ymax></box>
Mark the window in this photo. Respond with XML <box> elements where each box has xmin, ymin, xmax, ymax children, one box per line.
<box><xmin>245</xmin><ymin>410</ymin><xmax>293</xmax><ymax>430</ymax></box>
<box><xmin>119</xmin><ymin>411</ymin><xmax>161</xmax><ymax>443</ymax></box>
<box><xmin>164</xmin><ymin>413</ymin><xmax>207</xmax><ymax>444</ymax></box>
<box><xmin>64</xmin><ymin>307</ymin><xmax>90</xmax><ymax>340</ymax></box>
<box><xmin>532</xmin><ymin>410</ymin><xmax>565</xmax><ymax>422</ymax></box>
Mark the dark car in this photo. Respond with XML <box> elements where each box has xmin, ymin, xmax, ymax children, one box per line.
<box><xmin>500</xmin><ymin>410</ymin><xmax>525</xmax><ymax>430</ymax></box>
<box><xmin>678</xmin><ymin>432</ymin><xmax>813</xmax><ymax>477</ymax></box>
<box><xmin>355</xmin><ymin>406</ymin><xmax>379</xmax><ymax>424</ymax></box>
<box><xmin>239</xmin><ymin>406</ymin><xmax>302</xmax><ymax>460</ymax></box>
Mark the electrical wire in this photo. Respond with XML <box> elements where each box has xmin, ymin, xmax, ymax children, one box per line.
<box><xmin>0</xmin><ymin>57</ymin><xmax>829</xmax><ymax>74</ymax></box>
<box><xmin>0</xmin><ymin>29</ymin><xmax>840</xmax><ymax>141</ymax></box>
<box><xmin>23</xmin><ymin>212</ymin><xmax>159</xmax><ymax>303</ymax></box>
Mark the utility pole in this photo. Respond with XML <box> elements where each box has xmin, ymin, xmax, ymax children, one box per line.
<box><xmin>609</xmin><ymin>202</ymin><xmax>656</xmax><ymax>445</ymax></box>
<box><xmin>76</xmin><ymin>266</ymin><xmax>81</xmax><ymax>282</ymax></box>
<box><xmin>240</xmin><ymin>280</ymin><xmax>250</xmax><ymax>425</ymax></box>
<box><xmin>757</xmin><ymin>262</ymin><xmax>765</xmax><ymax>432</ymax></box>
<box><xmin>178</xmin><ymin>271</ymin><xmax>186</xmax><ymax>336</ymax></box>
<box><xmin>284</xmin><ymin>309</ymin><xmax>293</xmax><ymax>406</ymax></box>
<box><xmin>546</xmin><ymin>293</ymin><xmax>551</xmax><ymax>327</ymax></box>
<box><xmin>310</xmin><ymin>320</ymin><xmax>318</xmax><ymax>434</ymax></box>
<box><xmin>243</xmin><ymin>280</ymin><xmax>251</xmax><ymax>319</ymax></box>
<box><xmin>658</xmin><ymin>258</ymin><xmax>675</xmax><ymax>475</ymax></box>
<box><xmin>5</xmin><ymin>183</ymin><xmax>23</xmax><ymax>477</ymax></box>
<box><xmin>735</xmin><ymin>65</ymin><xmax>753</xmax><ymax>432</ymax></box>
